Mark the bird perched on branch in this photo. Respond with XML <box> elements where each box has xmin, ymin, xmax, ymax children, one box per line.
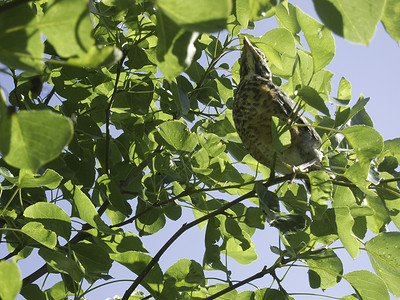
<box><xmin>233</xmin><ymin>36</ymin><xmax>323</xmax><ymax>175</ymax></box>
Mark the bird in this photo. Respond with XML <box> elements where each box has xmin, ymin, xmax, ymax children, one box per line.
<box><xmin>233</xmin><ymin>36</ymin><xmax>323</xmax><ymax>176</ymax></box>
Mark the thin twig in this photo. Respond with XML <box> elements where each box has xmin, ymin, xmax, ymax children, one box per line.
<box><xmin>205</xmin><ymin>257</ymin><xmax>292</xmax><ymax>300</ymax></box>
<box><xmin>105</xmin><ymin>52</ymin><xmax>127</xmax><ymax>175</ymax></box>
<box><xmin>43</xmin><ymin>86</ymin><xmax>56</xmax><ymax>105</ymax></box>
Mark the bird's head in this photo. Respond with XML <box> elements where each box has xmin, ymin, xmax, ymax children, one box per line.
<box><xmin>240</xmin><ymin>36</ymin><xmax>272</xmax><ymax>81</ymax></box>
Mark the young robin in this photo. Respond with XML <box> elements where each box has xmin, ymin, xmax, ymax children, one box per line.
<box><xmin>233</xmin><ymin>36</ymin><xmax>323</xmax><ymax>175</ymax></box>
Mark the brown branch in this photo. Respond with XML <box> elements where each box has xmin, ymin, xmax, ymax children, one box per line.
<box><xmin>121</xmin><ymin>174</ymin><xmax>293</xmax><ymax>300</ymax></box>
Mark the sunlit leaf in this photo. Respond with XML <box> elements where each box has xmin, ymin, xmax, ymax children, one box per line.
<box><xmin>41</xmin><ymin>0</ymin><xmax>94</xmax><ymax>57</ymax></box>
<box><xmin>344</xmin><ymin>270</ymin><xmax>389</xmax><ymax>300</ymax></box>
<box><xmin>21</xmin><ymin>222</ymin><xmax>57</xmax><ymax>249</ymax></box>
<box><xmin>381</xmin><ymin>0</ymin><xmax>400</xmax><ymax>42</ymax></box>
<box><xmin>0</xmin><ymin>261</ymin><xmax>21</xmax><ymax>300</ymax></box>
<box><xmin>0</xmin><ymin>110</ymin><xmax>73</xmax><ymax>172</ymax></box>
<box><xmin>333</xmin><ymin>186</ymin><xmax>360</xmax><ymax>258</ymax></box>
<box><xmin>296</xmin><ymin>7</ymin><xmax>335</xmax><ymax>71</ymax></box>
<box><xmin>366</xmin><ymin>232</ymin><xmax>400</xmax><ymax>291</ymax></box>
<box><xmin>314</xmin><ymin>0</ymin><xmax>385</xmax><ymax>45</ymax></box>
<box><xmin>24</xmin><ymin>202</ymin><xmax>71</xmax><ymax>240</ymax></box>
<box><xmin>156</xmin><ymin>0</ymin><xmax>231</xmax><ymax>32</ymax></box>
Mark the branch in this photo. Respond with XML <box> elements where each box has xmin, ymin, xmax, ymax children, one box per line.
<box><xmin>105</xmin><ymin>52</ymin><xmax>127</xmax><ymax>175</ymax></box>
<box><xmin>121</xmin><ymin>174</ymin><xmax>293</xmax><ymax>300</ymax></box>
<box><xmin>43</xmin><ymin>86</ymin><xmax>56</xmax><ymax>105</ymax></box>
<box><xmin>206</xmin><ymin>257</ymin><xmax>292</xmax><ymax>299</ymax></box>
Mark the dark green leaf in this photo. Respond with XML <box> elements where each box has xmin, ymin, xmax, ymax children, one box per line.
<box><xmin>72</xmin><ymin>242</ymin><xmax>112</xmax><ymax>275</ymax></box>
<box><xmin>0</xmin><ymin>4</ymin><xmax>43</xmax><ymax>71</ymax></box>
<box><xmin>38</xmin><ymin>248</ymin><xmax>84</xmax><ymax>282</ymax></box>
<box><xmin>111</xmin><ymin>251</ymin><xmax>163</xmax><ymax>296</ymax></box>
<box><xmin>297</xmin><ymin>86</ymin><xmax>330</xmax><ymax>115</ymax></box>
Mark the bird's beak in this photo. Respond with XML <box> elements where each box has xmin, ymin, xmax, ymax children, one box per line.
<box><xmin>242</xmin><ymin>36</ymin><xmax>258</xmax><ymax>57</ymax></box>
<box><xmin>242</xmin><ymin>36</ymin><xmax>253</xmax><ymax>51</ymax></box>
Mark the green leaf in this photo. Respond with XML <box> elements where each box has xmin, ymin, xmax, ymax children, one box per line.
<box><xmin>268</xmin><ymin>213</ymin><xmax>307</xmax><ymax>234</ymax></box>
<box><xmin>307</xmin><ymin>248</ymin><xmax>343</xmax><ymax>289</ymax></box>
<box><xmin>164</xmin><ymin>259</ymin><xmax>205</xmax><ymax>289</ymax></box>
<box><xmin>337</xmin><ymin>77</ymin><xmax>352</xmax><ymax>100</ymax></box>
<box><xmin>0</xmin><ymin>110</ymin><xmax>73</xmax><ymax>172</ymax></box>
<box><xmin>0</xmin><ymin>261</ymin><xmax>21</xmax><ymax>300</ymax></box>
<box><xmin>38</xmin><ymin>248</ymin><xmax>84</xmax><ymax>282</ymax></box>
<box><xmin>235</xmin><ymin>0</ymin><xmax>251</xmax><ymax>28</ymax></box>
<box><xmin>103</xmin><ymin>232</ymin><xmax>147</xmax><ymax>254</ymax></box>
<box><xmin>156</xmin><ymin>0</ymin><xmax>231</xmax><ymax>32</ymax></box>
<box><xmin>313</xmin><ymin>0</ymin><xmax>385</xmax><ymax>45</ymax></box>
<box><xmin>111</xmin><ymin>251</ymin><xmax>164</xmax><ymax>296</ymax></box>
<box><xmin>155</xmin><ymin>12</ymin><xmax>198</xmax><ymax>81</ymax></box>
<box><xmin>261</xmin><ymin>28</ymin><xmax>296</xmax><ymax>57</ymax></box>
<box><xmin>157</xmin><ymin>120</ymin><xmax>198</xmax><ymax>152</ymax></box>
<box><xmin>18</xmin><ymin>168</ymin><xmax>62</xmax><ymax>189</ymax></box>
<box><xmin>382</xmin><ymin>0</ymin><xmax>400</xmax><ymax>42</ymax></box>
<box><xmin>21</xmin><ymin>221</ymin><xmax>57</xmax><ymax>249</ymax></box>
<box><xmin>20</xmin><ymin>284</ymin><xmax>46</xmax><ymax>300</ymax></box>
<box><xmin>72</xmin><ymin>241</ymin><xmax>112</xmax><ymax>275</ymax></box>
<box><xmin>344</xmin><ymin>162</ymin><xmax>376</xmax><ymax>196</ymax></box>
<box><xmin>344</xmin><ymin>270</ymin><xmax>389</xmax><ymax>300</ymax></box>
<box><xmin>365</xmin><ymin>232</ymin><xmax>400</xmax><ymax>296</ymax></box>
<box><xmin>67</xmin><ymin>45</ymin><xmax>123</xmax><ymax>68</ymax></box>
<box><xmin>296</xmin><ymin>7</ymin><xmax>335</xmax><ymax>71</ymax></box>
<box><xmin>365</xmin><ymin>196</ymin><xmax>390</xmax><ymax>234</ymax></box>
<box><xmin>383</xmin><ymin>138</ymin><xmax>400</xmax><ymax>163</ymax></box>
<box><xmin>40</xmin><ymin>0</ymin><xmax>94</xmax><ymax>57</ymax></box>
<box><xmin>245</xmin><ymin>207</ymin><xmax>265</xmax><ymax>229</ymax></box>
<box><xmin>297</xmin><ymin>49</ymin><xmax>313</xmax><ymax>85</ymax></box>
<box><xmin>208</xmin><ymin>283</ymin><xmax>238</xmax><ymax>299</ymax></box>
<box><xmin>297</xmin><ymin>86</ymin><xmax>330</xmax><ymax>115</ymax></box>
<box><xmin>271</xmin><ymin>116</ymin><xmax>291</xmax><ymax>152</ymax></box>
<box><xmin>24</xmin><ymin>202</ymin><xmax>71</xmax><ymax>240</ymax></box>
<box><xmin>64</xmin><ymin>181</ymin><xmax>113</xmax><ymax>233</ymax></box>
<box><xmin>308</xmin><ymin>170</ymin><xmax>332</xmax><ymax>218</ymax></box>
<box><xmin>0</xmin><ymin>3</ymin><xmax>43</xmax><ymax>71</ymax></box>
<box><xmin>275</xmin><ymin>3</ymin><xmax>301</xmax><ymax>34</ymax></box>
<box><xmin>333</xmin><ymin>186</ymin><xmax>360</xmax><ymax>258</ymax></box>
<box><xmin>342</xmin><ymin>125</ymin><xmax>383</xmax><ymax>167</ymax></box>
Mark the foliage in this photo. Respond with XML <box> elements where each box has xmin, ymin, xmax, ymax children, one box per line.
<box><xmin>0</xmin><ymin>0</ymin><xmax>400</xmax><ymax>299</ymax></box>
